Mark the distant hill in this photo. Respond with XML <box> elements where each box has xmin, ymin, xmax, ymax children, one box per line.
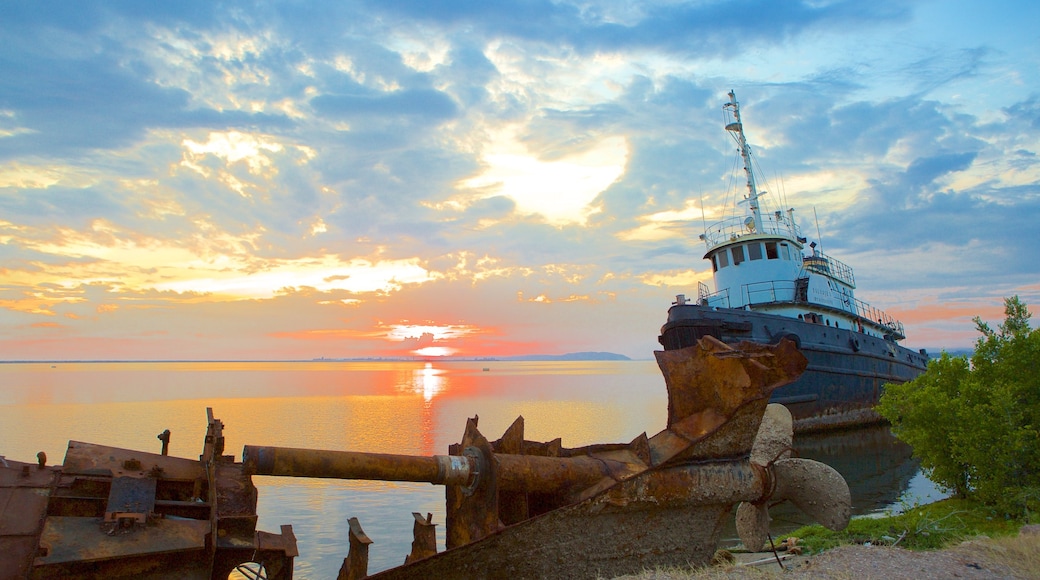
<box><xmin>308</xmin><ymin>351</ymin><xmax>634</xmax><ymax>362</ymax></box>
<box><xmin>922</xmin><ymin>347</ymin><xmax>973</xmax><ymax>358</ymax></box>
<box><xmin>497</xmin><ymin>352</ymin><xmax>631</xmax><ymax>361</ymax></box>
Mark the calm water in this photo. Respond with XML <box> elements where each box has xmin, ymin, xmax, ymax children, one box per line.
<box><xmin>0</xmin><ymin>360</ymin><xmax>940</xmax><ymax>578</ymax></box>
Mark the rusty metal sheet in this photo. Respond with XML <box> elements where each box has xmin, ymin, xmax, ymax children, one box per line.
<box><xmin>251</xmin><ymin>525</ymin><xmax>298</xmax><ymax>580</ymax></box>
<box><xmin>1</xmin><ymin>536</ymin><xmax>40</xmax><ymax>580</ymax></box>
<box><xmin>34</xmin><ymin>516</ymin><xmax>209</xmax><ymax>565</ymax></box>
<box><xmin>675</xmin><ymin>401</ymin><xmax>770</xmax><ymax>461</ymax></box>
<box><xmin>62</xmin><ymin>441</ymin><xmax>205</xmax><ymax>481</ymax></box>
<box><xmin>653</xmin><ymin>338</ymin><xmax>806</xmax><ymax>462</ymax></box>
<box><xmin>492</xmin><ymin>416</ymin><xmax>529</xmax><ymax>526</ymax></box>
<box><xmin>0</xmin><ymin>486</ymin><xmax>51</xmax><ymax>536</ymax></box>
<box><xmin>105</xmin><ymin>476</ymin><xmax>157</xmax><ymax>523</ymax></box>
<box><xmin>214</xmin><ymin>462</ymin><xmax>257</xmax><ymax>517</ymax></box>
<box><xmin>256</xmin><ymin>524</ymin><xmax>298</xmax><ymax>558</ymax></box>
<box><xmin>370</xmin><ymin>455</ymin><xmax>770</xmax><ymax>580</ymax></box>
<box><xmin>370</xmin><ymin>492</ymin><xmax>735</xmax><ymax>580</ymax></box>
<box><xmin>0</xmin><ymin>460</ymin><xmax>57</xmax><ymax>488</ymax></box>
<box><xmin>1</xmin><ymin>458</ymin><xmax>57</xmax><ymax>579</ymax></box>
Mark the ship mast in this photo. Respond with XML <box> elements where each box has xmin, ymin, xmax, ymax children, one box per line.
<box><xmin>724</xmin><ymin>90</ymin><xmax>764</xmax><ymax>233</ymax></box>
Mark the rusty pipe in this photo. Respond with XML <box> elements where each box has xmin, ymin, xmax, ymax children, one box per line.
<box><xmin>244</xmin><ymin>446</ymin><xmax>475</xmax><ymax>486</ymax></box>
<box><xmin>243</xmin><ymin>445</ymin><xmax>625</xmax><ymax>495</ymax></box>
<box><xmin>495</xmin><ymin>453</ymin><xmax>617</xmax><ymax>494</ymax></box>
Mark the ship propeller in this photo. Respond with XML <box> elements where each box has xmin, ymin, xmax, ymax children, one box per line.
<box><xmin>736</xmin><ymin>404</ymin><xmax>851</xmax><ymax>552</ymax></box>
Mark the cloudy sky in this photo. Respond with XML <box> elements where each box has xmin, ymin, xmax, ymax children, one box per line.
<box><xmin>2</xmin><ymin>0</ymin><xmax>1037</xmax><ymax>361</ymax></box>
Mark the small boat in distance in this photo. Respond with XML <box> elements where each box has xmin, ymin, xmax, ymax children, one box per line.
<box><xmin>659</xmin><ymin>90</ymin><xmax>928</xmax><ymax>433</ymax></box>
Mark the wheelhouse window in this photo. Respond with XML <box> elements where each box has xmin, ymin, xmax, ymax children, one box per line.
<box><xmin>748</xmin><ymin>243</ymin><xmax>763</xmax><ymax>261</ymax></box>
<box><xmin>716</xmin><ymin>250</ymin><xmax>729</xmax><ymax>269</ymax></box>
<box><xmin>731</xmin><ymin>245</ymin><xmax>745</xmax><ymax>266</ymax></box>
<box><xmin>780</xmin><ymin>243</ymin><xmax>791</xmax><ymax>260</ymax></box>
<box><xmin>765</xmin><ymin>242</ymin><xmax>778</xmax><ymax>260</ymax></box>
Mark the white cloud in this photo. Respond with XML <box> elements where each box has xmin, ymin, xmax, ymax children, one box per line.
<box><xmin>458</xmin><ymin>126</ymin><xmax>629</xmax><ymax>225</ymax></box>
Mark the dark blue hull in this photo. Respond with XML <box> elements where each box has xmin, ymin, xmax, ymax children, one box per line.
<box><xmin>659</xmin><ymin>304</ymin><xmax>928</xmax><ymax>432</ymax></box>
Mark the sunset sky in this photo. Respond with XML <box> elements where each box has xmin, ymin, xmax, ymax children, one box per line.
<box><xmin>2</xmin><ymin>0</ymin><xmax>1038</xmax><ymax>361</ymax></box>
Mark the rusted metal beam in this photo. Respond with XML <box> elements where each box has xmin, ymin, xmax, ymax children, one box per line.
<box><xmin>202</xmin><ymin>407</ymin><xmax>225</xmax><ymax>463</ymax></box>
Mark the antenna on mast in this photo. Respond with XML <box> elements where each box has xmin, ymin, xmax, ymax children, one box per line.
<box><xmin>699</xmin><ymin>193</ymin><xmax>708</xmax><ymax>243</ymax></box>
<box><xmin>813</xmin><ymin>206</ymin><xmax>824</xmax><ymax>254</ymax></box>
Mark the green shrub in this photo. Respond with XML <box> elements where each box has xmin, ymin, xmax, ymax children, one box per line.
<box><xmin>877</xmin><ymin>296</ymin><xmax>1040</xmax><ymax>516</ymax></box>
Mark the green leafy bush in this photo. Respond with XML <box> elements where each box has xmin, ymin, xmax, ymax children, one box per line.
<box><xmin>877</xmin><ymin>296</ymin><xmax>1040</xmax><ymax>515</ymax></box>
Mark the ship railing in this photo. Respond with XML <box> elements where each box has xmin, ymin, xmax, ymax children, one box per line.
<box><xmin>801</xmin><ymin>251</ymin><xmax>856</xmax><ymax>288</ymax></box>
<box><xmin>693</xmin><ymin>281</ymin><xmax>906</xmax><ymax>339</ymax></box>
<box><xmin>743</xmin><ymin>281</ymin><xmax>906</xmax><ymax>339</ymax></box>
<box><xmin>816</xmin><ymin>291</ymin><xmax>906</xmax><ymax>338</ymax></box>
<box><xmin>850</xmin><ymin>297</ymin><xmax>906</xmax><ymax>338</ymax></box>
<box><xmin>701</xmin><ymin>214</ymin><xmax>802</xmax><ymax>250</ymax></box>
<box><xmin>744</xmin><ymin>281</ymin><xmax>798</xmax><ymax>305</ymax></box>
<box><xmin>697</xmin><ymin>281</ymin><xmax>711</xmax><ymax>302</ymax></box>
<box><xmin>697</xmin><ymin>287</ymin><xmax>731</xmax><ymax>308</ymax></box>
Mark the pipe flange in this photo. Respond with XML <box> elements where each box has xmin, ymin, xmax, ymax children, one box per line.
<box><xmin>461</xmin><ymin>446</ymin><xmax>486</xmax><ymax>496</ymax></box>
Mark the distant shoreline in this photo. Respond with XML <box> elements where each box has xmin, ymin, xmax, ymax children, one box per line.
<box><xmin>0</xmin><ymin>352</ymin><xmax>637</xmax><ymax>364</ymax></box>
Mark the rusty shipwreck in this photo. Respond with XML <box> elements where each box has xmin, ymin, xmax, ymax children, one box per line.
<box><xmin>1</xmin><ymin>337</ymin><xmax>852</xmax><ymax>579</ymax></box>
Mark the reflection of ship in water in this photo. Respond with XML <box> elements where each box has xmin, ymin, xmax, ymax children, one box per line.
<box><xmin>719</xmin><ymin>424</ymin><xmax>924</xmax><ymax>543</ymax></box>
<box><xmin>793</xmin><ymin>424</ymin><xmax>920</xmax><ymax>515</ymax></box>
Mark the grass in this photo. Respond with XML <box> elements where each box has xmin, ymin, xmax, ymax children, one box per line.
<box><xmin>781</xmin><ymin>497</ymin><xmax>1034</xmax><ymax>553</ymax></box>
<box><xmin>958</xmin><ymin>532</ymin><xmax>1040</xmax><ymax>579</ymax></box>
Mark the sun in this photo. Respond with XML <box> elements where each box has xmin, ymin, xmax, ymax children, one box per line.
<box><xmin>413</xmin><ymin>346</ymin><xmax>457</xmax><ymax>357</ymax></box>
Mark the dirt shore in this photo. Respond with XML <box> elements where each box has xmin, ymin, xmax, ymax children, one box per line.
<box><xmin>618</xmin><ymin>525</ymin><xmax>1040</xmax><ymax>580</ymax></box>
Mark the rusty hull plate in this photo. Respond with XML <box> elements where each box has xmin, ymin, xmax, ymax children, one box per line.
<box><xmin>1</xmin><ymin>458</ymin><xmax>59</xmax><ymax>579</ymax></box>
<box><xmin>34</xmin><ymin>516</ymin><xmax>209</xmax><ymax>565</ymax></box>
<box><xmin>62</xmin><ymin>441</ymin><xmax>205</xmax><ymax>480</ymax></box>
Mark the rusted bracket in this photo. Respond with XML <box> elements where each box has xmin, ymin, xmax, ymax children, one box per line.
<box><xmin>403</xmin><ymin>512</ymin><xmax>437</xmax><ymax>564</ymax></box>
<box><xmin>256</xmin><ymin>524</ymin><xmax>299</xmax><ymax>580</ymax></box>
<box><xmin>338</xmin><ymin>517</ymin><xmax>373</xmax><ymax>580</ymax></box>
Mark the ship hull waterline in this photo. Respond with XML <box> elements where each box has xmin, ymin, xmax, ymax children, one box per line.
<box><xmin>660</xmin><ymin>304</ymin><xmax>928</xmax><ymax>433</ymax></box>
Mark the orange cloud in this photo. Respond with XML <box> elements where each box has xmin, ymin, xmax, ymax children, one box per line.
<box><xmin>889</xmin><ymin>300</ymin><xmax>1008</xmax><ymax>326</ymax></box>
<box><xmin>30</xmin><ymin>322</ymin><xmax>62</xmax><ymax>328</ymax></box>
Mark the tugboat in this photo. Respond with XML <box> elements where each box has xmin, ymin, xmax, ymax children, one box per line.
<box><xmin>659</xmin><ymin>90</ymin><xmax>928</xmax><ymax>432</ymax></box>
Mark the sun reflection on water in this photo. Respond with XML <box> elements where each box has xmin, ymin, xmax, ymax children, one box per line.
<box><xmin>415</xmin><ymin>363</ymin><xmax>443</xmax><ymax>402</ymax></box>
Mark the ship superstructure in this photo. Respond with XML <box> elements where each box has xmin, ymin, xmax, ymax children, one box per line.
<box><xmin>660</xmin><ymin>91</ymin><xmax>927</xmax><ymax>432</ymax></box>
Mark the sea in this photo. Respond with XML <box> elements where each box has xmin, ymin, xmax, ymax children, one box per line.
<box><xmin>0</xmin><ymin>360</ymin><xmax>944</xmax><ymax>578</ymax></box>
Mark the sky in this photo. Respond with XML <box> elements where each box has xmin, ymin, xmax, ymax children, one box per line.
<box><xmin>1</xmin><ymin>0</ymin><xmax>1038</xmax><ymax>361</ymax></box>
